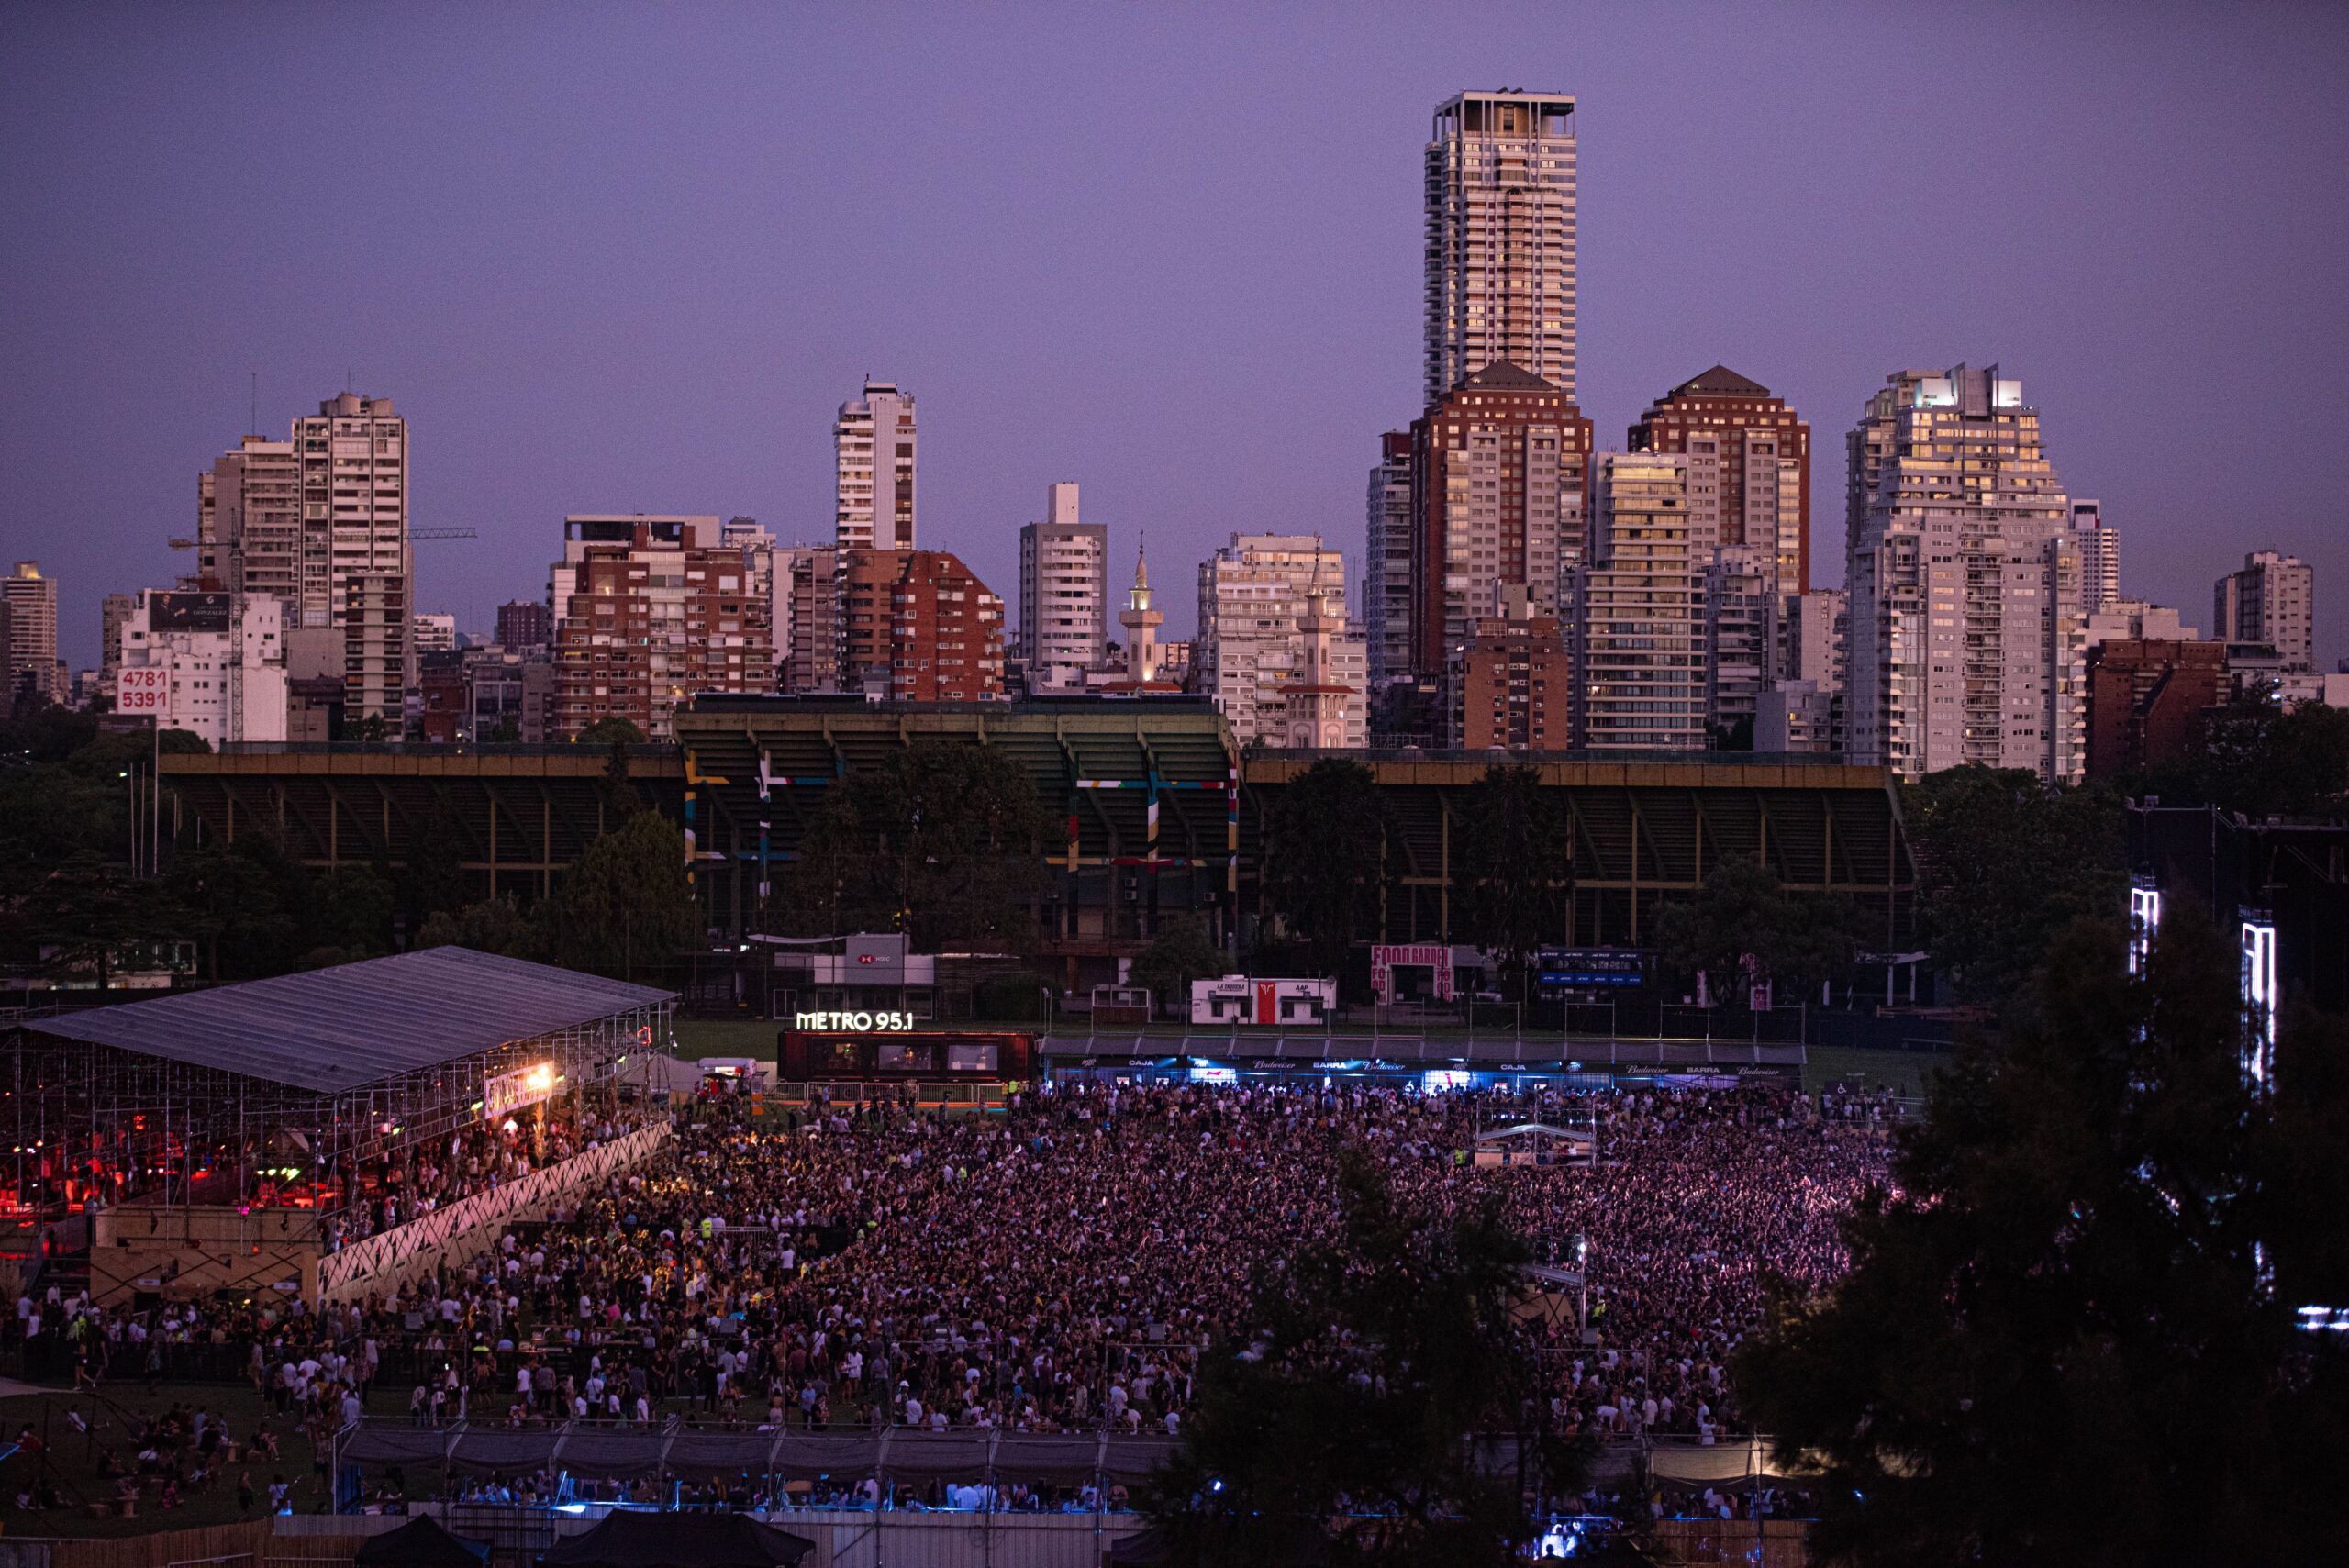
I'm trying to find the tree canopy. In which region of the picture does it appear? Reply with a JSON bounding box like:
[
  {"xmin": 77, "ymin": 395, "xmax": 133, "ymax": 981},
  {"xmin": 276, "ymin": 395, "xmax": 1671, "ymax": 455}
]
[
  {"xmin": 775, "ymin": 740, "xmax": 1052, "ymax": 952},
  {"xmin": 1901, "ymin": 766, "xmax": 2126, "ymax": 1009},
  {"xmin": 1261, "ymin": 759, "xmax": 1389, "ymax": 976},
  {"xmin": 1146, "ymin": 1154, "xmax": 1581, "ymax": 1566},
  {"xmin": 538, "ymin": 810, "xmax": 696, "ymax": 980},
  {"xmin": 1647, "ymin": 857, "xmax": 1867, "ymax": 1006},
  {"xmin": 2129, "ymin": 694, "xmax": 2349, "ymax": 820},
  {"xmin": 1736, "ymin": 906, "xmax": 2349, "ymax": 1564},
  {"xmin": 1451, "ymin": 765, "xmax": 1571, "ymax": 995}
]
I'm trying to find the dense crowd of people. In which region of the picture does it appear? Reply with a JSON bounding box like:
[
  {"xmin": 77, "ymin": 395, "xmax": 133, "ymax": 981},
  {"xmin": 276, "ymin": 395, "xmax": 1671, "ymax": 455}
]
[{"xmin": 5, "ymin": 1070, "xmax": 1902, "ymax": 1524}]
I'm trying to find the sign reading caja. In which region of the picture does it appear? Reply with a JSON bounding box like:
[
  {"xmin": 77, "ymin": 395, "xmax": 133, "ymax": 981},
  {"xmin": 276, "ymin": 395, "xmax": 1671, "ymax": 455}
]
[{"xmin": 794, "ymin": 1010, "xmax": 916, "ymax": 1032}]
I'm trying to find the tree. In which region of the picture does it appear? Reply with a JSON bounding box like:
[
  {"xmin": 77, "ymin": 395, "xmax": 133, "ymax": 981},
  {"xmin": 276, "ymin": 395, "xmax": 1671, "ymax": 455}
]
[
  {"xmin": 481, "ymin": 715, "xmax": 522, "ymax": 744},
  {"xmin": 540, "ymin": 810, "xmax": 696, "ymax": 980},
  {"xmin": 1902, "ymin": 766, "xmax": 2125, "ymax": 1009},
  {"xmin": 777, "ymin": 741, "xmax": 1052, "ymax": 951},
  {"xmin": 395, "ymin": 802, "xmax": 473, "ymax": 938},
  {"xmin": 161, "ymin": 838, "xmax": 319, "ymax": 982},
  {"xmin": 12, "ymin": 853, "xmax": 183, "ymax": 989},
  {"xmin": 314, "ymin": 866, "xmax": 395, "ymax": 958},
  {"xmin": 1736, "ymin": 907, "xmax": 2349, "ymax": 1565},
  {"xmin": 1131, "ymin": 915, "xmax": 1227, "ymax": 1017},
  {"xmin": 1648, "ymin": 857, "xmax": 1865, "ymax": 1005},
  {"xmin": 2131, "ymin": 694, "xmax": 2349, "ymax": 820},
  {"xmin": 415, "ymin": 895, "xmax": 543, "ymax": 960},
  {"xmin": 1146, "ymin": 1154, "xmax": 1581, "ymax": 1566},
  {"xmin": 1453, "ymin": 765, "xmax": 1570, "ymax": 997},
  {"xmin": 574, "ymin": 717, "xmax": 647, "ymax": 747},
  {"xmin": 1262, "ymin": 759, "xmax": 1388, "ymax": 976}
]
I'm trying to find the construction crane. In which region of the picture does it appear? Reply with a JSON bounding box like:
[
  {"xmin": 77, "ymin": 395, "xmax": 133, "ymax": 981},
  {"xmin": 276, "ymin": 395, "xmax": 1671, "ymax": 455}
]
[{"xmin": 170, "ymin": 526, "xmax": 477, "ymax": 549}]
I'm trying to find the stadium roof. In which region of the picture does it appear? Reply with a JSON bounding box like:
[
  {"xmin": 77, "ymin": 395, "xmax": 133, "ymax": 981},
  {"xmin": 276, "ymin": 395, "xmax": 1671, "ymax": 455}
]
[{"xmin": 23, "ymin": 948, "xmax": 674, "ymax": 1095}]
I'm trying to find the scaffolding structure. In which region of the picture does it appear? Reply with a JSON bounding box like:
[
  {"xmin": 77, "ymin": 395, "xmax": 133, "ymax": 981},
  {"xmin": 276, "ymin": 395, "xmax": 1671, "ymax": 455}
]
[{"xmin": 2, "ymin": 949, "xmax": 674, "ymax": 1254}]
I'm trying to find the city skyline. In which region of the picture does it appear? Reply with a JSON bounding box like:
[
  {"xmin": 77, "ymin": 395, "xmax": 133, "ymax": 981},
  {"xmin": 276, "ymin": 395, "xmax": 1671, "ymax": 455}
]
[{"xmin": 3, "ymin": 5, "xmax": 2345, "ymax": 672}]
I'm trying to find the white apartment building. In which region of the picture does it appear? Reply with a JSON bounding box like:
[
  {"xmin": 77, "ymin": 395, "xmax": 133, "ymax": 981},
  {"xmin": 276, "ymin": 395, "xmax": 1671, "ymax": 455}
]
[
  {"xmin": 1571, "ymin": 454, "xmax": 1707, "ymax": 751},
  {"xmin": 1197, "ymin": 534, "xmax": 1365, "ymax": 748},
  {"xmin": 196, "ymin": 436, "xmax": 304, "ymax": 609},
  {"xmin": 114, "ymin": 590, "xmax": 287, "ymax": 747},
  {"xmin": 1425, "ymin": 91, "xmax": 1578, "ymax": 404},
  {"xmin": 1018, "ymin": 484, "xmax": 1108, "ymax": 693},
  {"xmin": 720, "ymin": 516, "xmax": 796, "ymax": 688},
  {"xmin": 1362, "ymin": 431, "xmax": 1415, "ymax": 691},
  {"xmin": 301, "ymin": 395, "xmax": 408, "ymax": 628},
  {"xmin": 2, "ymin": 562, "xmax": 62, "ymax": 706},
  {"xmin": 2085, "ymin": 600, "xmax": 2198, "ymax": 649},
  {"xmin": 2213, "ymin": 550, "xmax": 2315, "ymax": 672},
  {"xmin": 412, "ymin": 613, "xmax": 457, "ymax": 655},
  {"xmin": 1845, "ymin": 365, "xmax": 2085, "ymax": 783},
  {"xmin": 2069, "ymin": 499, "xmax": 2121, "ymax": 617},
  {"xmin": 834, "ymin": 381, "xmax": 917, "ymax": 550}
]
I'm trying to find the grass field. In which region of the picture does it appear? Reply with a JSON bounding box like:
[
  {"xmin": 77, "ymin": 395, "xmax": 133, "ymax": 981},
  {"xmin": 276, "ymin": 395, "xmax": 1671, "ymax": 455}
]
[
  {"xmin": 0, "ymin": 1380, "xmax": 353, "ymax": 1536},
  {"xmin": 669, "ymin": 1018, "xmax": 780, "ymax": 1061}
]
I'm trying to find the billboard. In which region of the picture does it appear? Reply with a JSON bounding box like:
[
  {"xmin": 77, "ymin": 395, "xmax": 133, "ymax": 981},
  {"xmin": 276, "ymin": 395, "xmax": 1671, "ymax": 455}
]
[
  {"xmin": 114, "ymin": 665, "xmax": 171, "ymax": 715},
  {"xmin": 1189, "ymin": 975, "xmax": 1336, "ymax": 1027},
  {"xmin": 1370, "ymin": 943, "xmax": 1453, "ymax": 1005}
]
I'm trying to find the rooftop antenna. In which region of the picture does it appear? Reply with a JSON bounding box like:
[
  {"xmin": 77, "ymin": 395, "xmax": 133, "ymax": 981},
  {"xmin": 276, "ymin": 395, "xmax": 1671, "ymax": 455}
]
[{"xmin": 249, "ymin": 371, "xmax": 258, "ymax": 437}]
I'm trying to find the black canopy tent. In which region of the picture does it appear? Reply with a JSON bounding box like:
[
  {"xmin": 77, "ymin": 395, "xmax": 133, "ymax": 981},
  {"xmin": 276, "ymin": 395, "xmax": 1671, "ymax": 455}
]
[
  {"xmin": 352, "ymin": 1515, "xmax": 490, "ymax": 1568},
  {"xmin": 540, "ymin": 1512, "xmax": 814, "ymax": 1568}
]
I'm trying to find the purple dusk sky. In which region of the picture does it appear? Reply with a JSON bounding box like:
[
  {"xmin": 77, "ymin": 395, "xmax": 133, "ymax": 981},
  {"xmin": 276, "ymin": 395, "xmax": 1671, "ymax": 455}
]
[{"xmin": 3, "ymin": 2, "xmax": 2344, "ymax": 670}]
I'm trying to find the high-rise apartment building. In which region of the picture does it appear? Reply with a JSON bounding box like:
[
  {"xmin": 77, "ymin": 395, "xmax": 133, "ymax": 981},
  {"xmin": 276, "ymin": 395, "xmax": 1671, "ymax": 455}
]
[
  {"xmin": 2069, "ymin": 499, "xmax": 2121, "ymax": 617},
  {"xmin": 783, "ymin": 548, "xmax": 845, "ymax": 694},
  {"xmin": 301, "ymin": 395, "xmax": 408, "ymax": 626},
  {"xmin": 113, "ymin": 590, "xmax": 288, "ymax": 747},
  {"xmin": 1363, "ymin": 431, "xmax": 1416, "ymax": 693},
  {"xmin": 1757, "ymin": 590, "xmax": 1848, "ymax": 756},
  {"xmin": 1448, "ymin": 585, "xmax": 1569, "ymax": 751},
  {"xmin": 342, "ymin": 573, "xmax": 410, "ymax": 725},
  {"xmin": 549, "ymin": 516, "xmax": 775, "ymax": 739},
  {"xmin": 1845, "ymin": 365, "xmax": 2085, "ymax": 783},
  {"xmin": 495, "ymin": 599, "xmax": 552, "ymax": 652},
  {"xmin": 1703, "ymin": 548, "xmax": 1775, "ymax": 743},
  {"xmin": 1408, "ymin": 363, "xmax": 1593, "ymax": 680},
  {"xmin": 834, "ymin": 381, "xmax": 917, "ymax": 550},
  {"xmin": 1197, "ymin": 534, "xmax": 1365, "ymax": 747},
  {"xmin": 1425, "ymin": 91, "xmax": 1577, "ymax": 405},
  {"xmin": 1018, "ymin": 484, "xmax": 1108, "ymax": 693},
  {"xmin": 412, "ymin": 613, "xmax": 458, "ymax": 655},
  {"xmin": 98, "ymin": 593, "xmax": 134, "ymax": 704},
  {"xmin": 2212, "ymin": 550, "xmax": 2315, "ymax": 673},
  {"xmin": 196, "ymin": 435, "xmax": 303, "ymax": 606},
  {"xmin": 1569, "ymin": 454, "xmax": 1707, "ymax": 751},
  {"xmin": 2, "ymin": 562, "xmax": 61, "ymax": 706},
  {"xmin": 195, "ymin": 393, "xmax": 407, "ymax": 639},
  {"xmin": 1628, "ymin": 367, "xmax": 1811, "ymax": 593}
]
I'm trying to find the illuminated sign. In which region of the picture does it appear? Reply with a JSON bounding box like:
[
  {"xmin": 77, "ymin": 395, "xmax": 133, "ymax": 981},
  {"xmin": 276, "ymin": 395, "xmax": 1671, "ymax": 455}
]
[
  {"xmin": 483, "ymin": 1061, "xmax": 558, "ymax": 1122},
  {"xmin": 2128, "ymin": 883, "xmax": 2162, "ymax": 976},
  {"xmin": 2240, "ymin": 915, "xmax": 2277, "ymax": 1092},
  {"xmin": 794, "ymin": 1010, "xmax": 916, "ymax": 1032}
]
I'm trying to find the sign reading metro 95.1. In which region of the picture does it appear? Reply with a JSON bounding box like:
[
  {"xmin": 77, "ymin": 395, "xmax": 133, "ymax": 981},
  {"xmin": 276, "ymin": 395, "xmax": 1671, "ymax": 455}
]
[{"xmin": 793, "ymin": 1010, "xmax": 916, "ymax": 1032}]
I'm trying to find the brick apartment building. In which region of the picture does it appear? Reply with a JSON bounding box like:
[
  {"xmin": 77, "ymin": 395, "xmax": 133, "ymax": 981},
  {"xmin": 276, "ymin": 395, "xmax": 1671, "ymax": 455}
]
[
  {"xmin": 550, "ymin": 515, "xmax": 774, "ymax": 740},
  {"xmin": 2085, "ymin": 639, "xmax": 2226, "ymax": 780}
]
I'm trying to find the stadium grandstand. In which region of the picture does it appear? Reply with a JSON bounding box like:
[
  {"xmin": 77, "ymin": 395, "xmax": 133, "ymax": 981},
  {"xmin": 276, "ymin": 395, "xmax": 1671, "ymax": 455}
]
[{"xmin": 3, "ymin": 947, "xmax": 674, "ymax": 1304}]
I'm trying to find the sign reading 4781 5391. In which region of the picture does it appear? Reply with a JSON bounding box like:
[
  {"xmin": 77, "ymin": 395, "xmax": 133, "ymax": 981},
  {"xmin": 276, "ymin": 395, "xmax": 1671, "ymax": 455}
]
[{"xmin": 115, "ymin": 666, "xmax": 170, "ymax": 715}]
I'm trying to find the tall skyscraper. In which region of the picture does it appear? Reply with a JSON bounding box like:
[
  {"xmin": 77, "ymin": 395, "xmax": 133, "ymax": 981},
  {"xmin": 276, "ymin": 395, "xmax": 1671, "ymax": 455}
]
[
  {"xmin": 2213, "ymin": 550, "xmax": 2315, "ymax": 673},
  {"xmin": 2, "ymin": 562, "xmax": 61, "ymax": 707},
  {"xmin": 1845, "ymin": 364, "xmax": 2084, "ymax": 783},
  {"xmin": 1425, "ymin": 91, "xmax": 1578, "ymax": 405},
  {"xmin": 833, "ymin": 381, "xmax": 917, "ymax": 550},
  {"xmin": 1408, "ymin": 363, "xmax": 1592, "ymax": 681},
  {"xmin": 98, "ymin": 592, "xmax": 134, "ymax": 703},
  {"xmin": 2068, "ymin": 499, "xmax": 2121, "ymax": 617},
  {"xmin": 1018, "ymin": 483, "xmax": 1108, "ymax": 693},
  {"xmin": 1197, "ymin": 534, "xmax": 1364, "ymax": 747},
  {"xmin": 1570, "ymin": 455, "xmax": 1707, "ymax": 751},
  {"xmin": 1628, "ymin": 366, "xmax": 1812, "ymax": 593}
]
